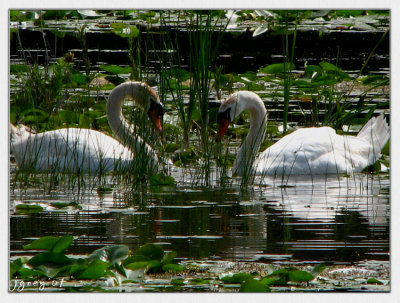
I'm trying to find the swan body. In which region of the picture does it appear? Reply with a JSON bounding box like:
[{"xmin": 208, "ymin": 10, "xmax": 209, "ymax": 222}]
[
  {"xmin": 217, "ymin": 91, "xmax": 389, "ymax": 176},
  {"xmin": 10, "ymin": 81, "xmax": 164, "ymax": 174}
]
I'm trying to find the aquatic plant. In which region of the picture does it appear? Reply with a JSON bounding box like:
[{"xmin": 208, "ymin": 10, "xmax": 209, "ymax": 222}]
[{"xmin": 10, "ymin": 235, "xmax": 183, "ymax": 289}]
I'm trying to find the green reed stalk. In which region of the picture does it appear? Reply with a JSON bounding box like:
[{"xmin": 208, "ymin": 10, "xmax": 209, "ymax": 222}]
[
  {"xmin": 186, "ymin": 11, "xmax": 228, "ymax": 186},
  {"xmin": 282, "ymin": 12, "xmax": 297, "ymax": 133}
]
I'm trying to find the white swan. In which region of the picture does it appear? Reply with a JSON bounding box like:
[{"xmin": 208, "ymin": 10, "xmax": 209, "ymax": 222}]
[
  {"xmin": 10, "ymin": 81, "xmax": 164, "ymax": 174},
  {"xmin": 217, "ymin": 91, "xmax": 390, "ymax": 176}
]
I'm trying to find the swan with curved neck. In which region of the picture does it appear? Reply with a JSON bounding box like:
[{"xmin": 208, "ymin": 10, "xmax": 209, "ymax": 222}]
[
  {"xmin": 217, "ymin": 91, "xmax": 389, "ymax": 176},
  {"xmin": 10, "ymin": 81, "xmax": 164, "ymax": 174}
]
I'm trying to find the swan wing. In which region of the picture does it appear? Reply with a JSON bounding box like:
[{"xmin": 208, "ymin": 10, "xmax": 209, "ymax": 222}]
[
  {"xmin": 11, "ymin": 128, "xmax": 134, "ymax": 173},
  {"xmin": 254, "ymin": 127, "xmax": 371, "ymax": 175}
]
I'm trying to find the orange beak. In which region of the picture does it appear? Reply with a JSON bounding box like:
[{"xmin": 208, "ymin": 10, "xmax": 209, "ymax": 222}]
[
  {"xmin": 217, "ymin": 118, "xmax": 230, "ymax": 141},
  {"xmin": 148, "ymin": 109, "xmax": 163, "ymax": 133}
]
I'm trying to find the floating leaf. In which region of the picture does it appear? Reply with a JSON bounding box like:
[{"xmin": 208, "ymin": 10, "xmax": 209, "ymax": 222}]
[
  {"xmin": 171, "ymin": 278, "xmax": 185, "ymax": 285},
  {"xmin": 149, "ymin": 174, "xmax": 176, "ymax": 186},
  {"xmin": 319, "ymin": 61, "xmax": 341, "ymax": 72},
  {"xmin": 189, "ymin": 278, "xmax": 210, "ymax": 285},
  {"xmin": 107, "ymin": 245, "xmax": 130, "ymax": 265},
  {"xmin": 261, "ymin": 276, "xmax": 287, "ymax": 286},
  {"xmin": 125, "ymin": 261, "xmax": 149, "ymax": 271},
  {"xmin": 239, "ymin": 278, "xmax": 271, "ymax": 292},
  {"xmin": 367, "ymin": 278, "xmax": 384, "ymax": 285},
  {"xmin": 134, "ymin": 243, "xmax": 164, "ymax": 260},
  {"xmin": 163, "ymin": 68, "xmax": 191, "ymax": 81},
  {"xmin": 312, "ymin": 263, "xmax": 327, "ymax": 276},
  {"xmin": 253, "ymin": 24, "xmax": 269, "ymax": 37},
  {"xmin": 288, "ymin": 270, "xmax": 314, "ymax": 282},
  {"xmin": 162, "ymin": 263, "xmax": 184, "ymax": 273},
  {"xmin": 259, "ymin": 62, "xmax": 295, "ymax": 74},
  {"xmin": 16, "ymin": 204, "xmax": 43, "ymax": 214},
  {"xmin": 161, "ymin": 251, "xmax": 178, "ymax": 264},
  {"xmin": 70, "ymin": 70, "xmax": 87, "ymax": 85},
  {"xmin": 122, "ymin": 254, "xmax": 151, "ymax": 266},
  {"xmin": 75, "ymin": 259, "xmax": 110, "ymax": 280},
  {"xmin": 221, "ymin": 272, "xmax": 253, "ymax": 283},
  {"xmin": 100, "ymin": 65, "xmax": 132, "ymax": 75},
  {"xmin": 23, "ymin": 236, "xmax": 59, "ymax": 251},
  {"xmin": 10, "ymin": 260, "xmax": 21, "ymax": 277},
  {"xmin": 111, "ymin": 23, "xmax": 140, "ymax": 38},
  {"xmin": 14, "ymin": 266, "xmax": 44, "ymax": 279},
  {"xmin": 51, "ymin": 235, "xmax": 74, "ymax": 253},
  {"xmin": 28, "ymin": 252, "xmax": 71, "ymax": 267}
]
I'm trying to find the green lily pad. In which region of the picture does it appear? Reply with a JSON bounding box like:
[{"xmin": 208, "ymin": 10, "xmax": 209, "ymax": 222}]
[{"xmin": 239, "ymin": 278, "xmax": 271, "ymax": 292}]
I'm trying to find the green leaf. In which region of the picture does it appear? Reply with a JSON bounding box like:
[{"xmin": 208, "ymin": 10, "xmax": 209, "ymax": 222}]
[
  {"xmin": 361, "ymin": 75, "xmax": 388, "ymax": 85},
  {"xmin": 111, "ymin": 23, "xmax": 140, "ymax": 38},
  {"xmin": 23, "ymin": 236, "xmax": 59, "ymax": 251},
  {"xmin": 221, "ymin": 272, "xmax": 253, "ymax": 283},
  {"xmin": 122, "ymin": 254, "xmax": 151, "ymax": 266},
  {"xmin": 16, "ymin": 204, "xmax": 44, "ymax": 214},
  {"xmin": 87, "ymin": 245, "xmax": 128, "ymax": 265},
  {"xmin": 125, "ymin": 261, "xmax": 149, "ymax": 270},
  {"xmin": 149, "ymin": 174, "xmax": 176, "ymax": 186},
  {"xmin": 88, "ymin": 247, "xmax": 108, "ymax": 263},
  {"xmin": 15, "ymin": 266, "xmax": 45, "ymax": 279},
  {"xmin": 107, "ymin": 245, "xmax": 130, "ymax": 265},
  {"xmin": 319, "ymin": 61, "xmax": 341, "ymax": 72},
  {"xmin": 367, "ymin": 278, "xmax": 384, "ymax": 285},
  {"xmin": 134, "ymin": 243, "xmax": 165, "ymax": 260},
  {"xmin": 28, "ymin": 252, "xmax": 71, "ymax": 267},
  {"xmin": 189, "ymin": 278, "xmax": 210, "ymax": 285},
  {"xmin": 51, "ymin": 235, "xmax": 74, "ymax": 253},
  {"xmin": 100, "ymin": 65, "xmax": 132, "ymax": 75},
  {"xmin": 239, "ymin": 278, "xmax": 271, "ymax": 292},
  {"xmin": 70, "ymin": 71, "xmax": 87, "ymax": 85},
  {"xmin": 161, "ymin": 251, "xmax": 178, "ymax": 264},
  {"xmin": 312, "ymin": 263, "xmax": 326, "ymax": 276},
  {"xmin": 259, "ymin": 62, "xmax": 295, "ymax": 74},
  {"xmin": 261, "ymin": 276, "xmax": 287, "ymax": 286},
  {"xmin": 68, "ymin": 263, "xmax": 88, "ymax": 277},
  {"xmin": 162, "ymin": 263, "xmax": 184, "ymax": 273},
  {"xmin": 288, "ymin": 270, "xmax": 314, "ymax": 282},
  {"xmin": 10, "ymin": 260, "xmax": 21, "ymax": 277},
  {"xmin": 75, "ymin": 259, "xmax": 110, "ymax": 280},
  {"xmin": 162, "ymin": 68, "xmax": 191, "ymax": 82},
  {"xmin": 10, "ymin": 64, "xmax": 28, "ymax": 73},
  {"xmin": 147, "ymin": 260, "xmax": 162, "ymax": 271},
  {"xmin": 171, "ymin": 278, "xmax": 185, "ymax": 285}
]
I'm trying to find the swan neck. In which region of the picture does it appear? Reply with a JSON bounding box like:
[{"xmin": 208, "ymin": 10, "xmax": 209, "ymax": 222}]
[
  {"xmin": 106, "ymin": 82, "xmax": 158, "ymax": 167},
  {"xmin": 234, "ymin": 93, "xmax": 267, "ymax": 176}
]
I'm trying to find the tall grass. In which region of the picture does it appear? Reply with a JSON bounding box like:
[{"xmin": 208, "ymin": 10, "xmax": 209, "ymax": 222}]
[{"xmin": 157, "ymin": 10, "xmax": 229, "ymax": 186}]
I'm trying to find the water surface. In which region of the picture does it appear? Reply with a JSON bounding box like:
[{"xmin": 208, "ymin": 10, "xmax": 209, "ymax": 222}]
[{"xmin": 10, "ymin": 168, "xmax": 390, "ymax": 265}]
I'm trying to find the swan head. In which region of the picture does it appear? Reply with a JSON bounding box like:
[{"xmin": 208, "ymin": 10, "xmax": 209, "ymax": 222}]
[
  {"xmin": 147, "ymin": 95, "xmax": 164, "ymax": 133},
  {"xmin": 216, "ymin": 92, "xmax": 239, "ymax": 140},
  {"xmin": 136, "ymin": 83, "xmax": 164, "ymax": 133},
  {"xmin": 217, "ymin": 91, "xmax": 266, "ymax": 140}
]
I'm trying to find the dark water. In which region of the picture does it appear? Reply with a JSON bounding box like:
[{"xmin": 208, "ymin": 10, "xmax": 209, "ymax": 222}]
[{"xmin": 10, "ymin": 169, "xmax": 390, "ymax": 264}]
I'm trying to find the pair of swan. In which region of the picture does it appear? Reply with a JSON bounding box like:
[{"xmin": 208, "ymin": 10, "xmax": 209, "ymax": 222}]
[
  {"xmin": 217, "ymin": 91, "xmax": 389, "ymax": 176},
  {"xmin": 11, "ymin": 82, "xmax": 389, "ymax": 177},
  {"xmin": 10, "ymin": 81, "xmax": 164, "ymax": 174}
]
